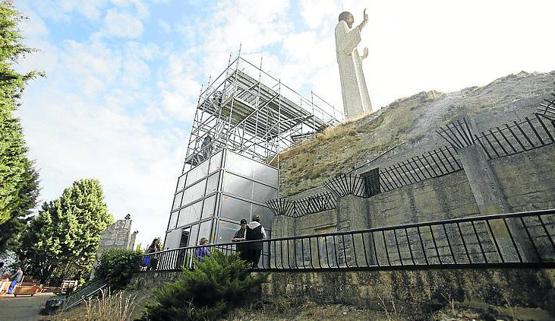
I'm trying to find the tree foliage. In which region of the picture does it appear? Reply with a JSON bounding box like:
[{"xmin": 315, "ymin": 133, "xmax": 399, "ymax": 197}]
[
  {"xmin": 144, "ymin": 251, "xmax": 266, "ymax": 321},
  {"xmin": 0, "ymin": 0, "xmax": 41, "ymax": 250},
  {"xmin": 95, "ymin": 248, "xmax": 142, "ymax": 290},
  {"xmin": 18, "ymin": 179, "xmax": 113, "ymax": 283}
]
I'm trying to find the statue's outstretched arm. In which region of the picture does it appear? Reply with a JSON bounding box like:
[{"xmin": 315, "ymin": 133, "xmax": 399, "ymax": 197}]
[{"xmin": 358, "ymin": 8, "xmax": 369, "ymax": 31}]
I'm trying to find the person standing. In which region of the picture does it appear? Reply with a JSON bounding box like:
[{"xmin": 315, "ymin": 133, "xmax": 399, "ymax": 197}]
[
  {"xmin": 146, "ymin": 238, "xmax": 162, "ymax": 271},
  {"xmin": 7, "ymin": 267, "xmax": 23, "ymax": 294},
  {"xmin": 245, "ymin": 216, "xmax": 266, "ymax": 268},
  {"xmin": 194, "ymin": 238, "xmax": 210, "ymax": 260},
  {"xmin": 232, "ymin": 219, "xmax": 248, "ymax": 261}
]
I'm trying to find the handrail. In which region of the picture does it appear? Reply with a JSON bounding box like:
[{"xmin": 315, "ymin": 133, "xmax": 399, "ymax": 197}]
[
  {"xmin": 62, "ymin": 281, "xmax": 108, "ymax": 310},
  {"xmin": 145, "ymin": 209, "xmax": 555, "ymax": 272}
]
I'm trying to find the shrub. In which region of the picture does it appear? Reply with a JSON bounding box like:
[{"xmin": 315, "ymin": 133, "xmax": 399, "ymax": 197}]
[
  {"xmin": 95, "ymin": 249, "xmax": 142, "ymax": 290},
  {"xmin": 143, "ymin": 251, "xmax": 266, "ymax": 321}
]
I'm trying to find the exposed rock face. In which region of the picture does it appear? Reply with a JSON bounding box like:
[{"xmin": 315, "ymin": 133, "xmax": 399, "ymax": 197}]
[{"xmin": 277, "ymin": 71, "xmax": 555, "ymax": 197}]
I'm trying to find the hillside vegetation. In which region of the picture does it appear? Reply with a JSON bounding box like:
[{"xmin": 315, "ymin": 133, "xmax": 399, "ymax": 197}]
[{"xmin": 276, "ymin": 71, "xmax": 555, "ymax": 196}]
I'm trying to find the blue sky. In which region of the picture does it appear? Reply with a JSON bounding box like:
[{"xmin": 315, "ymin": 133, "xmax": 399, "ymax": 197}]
[{"xmin": 14, "ymin": 0, "xmax": 555, "ymax": 248}]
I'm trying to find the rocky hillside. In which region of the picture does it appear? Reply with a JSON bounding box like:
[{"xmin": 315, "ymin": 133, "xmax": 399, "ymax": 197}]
[{"xmin": 275, "ymin": 71, "xmax": 555, "ymax": 197}]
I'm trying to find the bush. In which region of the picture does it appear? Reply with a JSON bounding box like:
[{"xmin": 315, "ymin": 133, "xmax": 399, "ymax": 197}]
[
  {"xmin": 143, "ymin": 251, "xmax": 266, "ymax": 321},
  {"xmin": 95, "ymin": 249, "xmax": 142, "ymax": 290}
]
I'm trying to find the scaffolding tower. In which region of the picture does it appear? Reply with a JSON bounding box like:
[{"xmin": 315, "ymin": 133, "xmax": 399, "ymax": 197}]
[
  {"xmin": 164, "ymin": 53, "xmax": 342, "ymax": 250},
  {"xmin": 183, "ymin": 53, "xmax": 343, "ymax": 171}
]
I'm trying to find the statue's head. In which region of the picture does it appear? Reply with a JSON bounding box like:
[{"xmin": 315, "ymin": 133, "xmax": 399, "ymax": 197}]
[{"xmin": 338, "ymin": 11, "xmax": 354, "ymax": 28}]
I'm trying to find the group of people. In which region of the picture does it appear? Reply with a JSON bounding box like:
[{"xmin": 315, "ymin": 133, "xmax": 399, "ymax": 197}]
[
  {"xmin": 231, "ymin": 216, "xmax": 266, "ymax": 268},
  {"xmin": 192, "ymin": 215, "xmax": 267, "ymax": 268},
  {"xmin": 189, "ymin": 215, "xmax": 266, "ymax": 268},
  {"xmin": 142, "ymin": 215, "xmax": 267, "ymax": 271},
  {"xmin": 0, "ymin": 266, "xmax": 24, "ymax": 295}
]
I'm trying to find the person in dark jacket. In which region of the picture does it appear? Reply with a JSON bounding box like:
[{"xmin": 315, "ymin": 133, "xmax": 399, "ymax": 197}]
[
  {"xmin": 146, "ymin": 238, "xmax": 162, "ymax": 271},
  {"xmin": 245, "ymin": 216, "xmax": 266, "ymax": 268},
  {"xmin": 232, "ymin": 219, "xmax": 249, "ymax": 261}
]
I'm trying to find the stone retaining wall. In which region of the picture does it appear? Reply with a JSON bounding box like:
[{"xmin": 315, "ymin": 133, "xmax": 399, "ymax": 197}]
[{"xmin": 262, "ymin": 268, "xmax": 555, "ymax": 319}]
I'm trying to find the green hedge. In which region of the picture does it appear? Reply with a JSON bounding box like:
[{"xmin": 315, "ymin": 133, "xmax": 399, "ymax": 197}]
[{"xmin": 95, "ymin": 248, "xmax": 142, "ymax": 290}]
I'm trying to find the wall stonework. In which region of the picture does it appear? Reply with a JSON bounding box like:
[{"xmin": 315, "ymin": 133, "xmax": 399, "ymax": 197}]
[
  {"xmin": 262, "ymin": 269, "xmax": 555, "ymax": 318},
  {"xmin": 368, "ymin": 171, "xmax": 481, "ymax": 228},
  {"xmin": 491, "ymin": 145, "xmax": 555, "ymax": 212},
  {"xmin": 128, "ymin": 271, "xmax": 181, "ymax": 289},
  {"xmin": 98, "ymin": 217, "xmax": 135, "ymax": 254}
]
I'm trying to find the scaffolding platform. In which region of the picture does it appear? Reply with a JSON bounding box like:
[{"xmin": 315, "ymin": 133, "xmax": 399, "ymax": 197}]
[{"xmin": 184, "ymin": 54, "xmax": 343, "ymax": 168}]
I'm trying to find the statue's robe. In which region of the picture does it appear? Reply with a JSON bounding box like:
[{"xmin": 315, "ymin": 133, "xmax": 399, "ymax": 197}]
[{"xmin": 335, "ymin": 20, "xmax": 372, "ymax": 119}]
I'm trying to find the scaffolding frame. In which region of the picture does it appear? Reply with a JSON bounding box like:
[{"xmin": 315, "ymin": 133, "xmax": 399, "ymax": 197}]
[{"xmin": 182, "ymin": 53, "xmax": 343, "ymax": 173}]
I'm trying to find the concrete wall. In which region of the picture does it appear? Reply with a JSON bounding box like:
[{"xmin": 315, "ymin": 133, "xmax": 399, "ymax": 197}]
[
  {"xmin": 368, "ymin": 171, "xmax": 480, "ymax": 228},
  {"xmin": 491, "ymin": 145, "xmax": 555, "ymax": 212}
]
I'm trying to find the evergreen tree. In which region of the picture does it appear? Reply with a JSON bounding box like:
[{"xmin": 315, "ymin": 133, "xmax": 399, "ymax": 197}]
[
  {"xmin": 0, "ymin": 0, "xmax": 42, "ymax": 248},
  {"xmin": 145, "ymin": 251, "xmax": 266, "ymax": 321},
  {"xmin": 19, "ymin": 179, "xmax": 113, "ymax": 283}
]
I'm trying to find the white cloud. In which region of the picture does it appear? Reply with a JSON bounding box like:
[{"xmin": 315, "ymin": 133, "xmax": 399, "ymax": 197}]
[
  {"xmin": 62, "ymin": 39, "xmax": 122, "ymax": 95},
  {"xmin": 111, "ymin": 0, "xmax": 150, "ymax": 19},
  {"xmin": 18, "ymin": 88, "xmax": 184, "ymax": 248},
  {"xmin": 102, "ymin": 9, "xmax": 144, "ymax": 38},
  {"xmin": 22, "ymin": 0, "xmax": 109, "ymax": 21}
]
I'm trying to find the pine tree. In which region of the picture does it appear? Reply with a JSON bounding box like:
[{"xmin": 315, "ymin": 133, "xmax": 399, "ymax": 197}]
[
  {"xmin": 0, "ymin": 0, "xmax": 41, "ymax": 248},
  {"xmin": 19, "ymin": 179, "xmax": 113, "ymax": 283}
]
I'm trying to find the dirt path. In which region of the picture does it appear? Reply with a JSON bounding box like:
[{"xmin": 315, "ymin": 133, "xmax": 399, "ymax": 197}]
[{"xmin": 0, "ymin": 293, "xmax": 54, "ymax": 321}]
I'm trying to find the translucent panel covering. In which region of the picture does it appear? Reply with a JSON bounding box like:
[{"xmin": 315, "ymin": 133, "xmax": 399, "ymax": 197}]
[
  {"xmin": 166, "ymin": 146, "xmax": 280, "ymax": 250},
  {"xmin": 186, "ymin": 158, "xmax": 209, "ymax": 186},
  {"xmin": 206, "ymin": 172, "xmax": 220, "ymax": 194},
  {"xmin": 177, "ymin": 173, "xmax": 187, "ymax": 192},
  {"xmin": 164, "ymin": 228, "xmax": 182, "ymax": 250},
  {"xmin": 188, "ymin": 224, "xmax": 199, "ymax": 247},
  {"xmin": 172, "ymin": 191, "xmax": 183, "ymax": 211},
  {"xmin": 216, "ymin": 220, "xmax": 240, "ymax": 244},
  {"xmin": 181, "ymin": 179, "xmax": 206, "ymax": 206},
  {"xmin": 177, "ymin": 200, "xmax": 203, "ymax": 227},
  {"xmin": 251, "ymin": 204, "xmax": 274, "ymax": 229},
  {"xmin": 220, "ymin": 195, "xmax": 252, "ymax": 221},
  {"xmin": 223, "ymin": 172, "xmax": 253, "ymax": 200},
  {"xmin": 225, "ymin": 151, "xmax": 253, "ymax": 178},
  {"xmin": 202, "ymin": 195, "xmax": 216, "ymax": 219},
  {"xmin": 252, "ymin": 182, "xmax": 277, "ymax": 203},
  {"xmin": 168, "ymin": 211, "xmax": 178, "ymax": 230},
  {"xmin": 252, "ymin": 161, "xmax": 278, "ymax": 185},
  {"xmin": 209, "ymin": 151, "xmax": 223, "ymax": 173},
  {"xmin": 198, "ymin": 220, "xmax": 213, "ymax": 243}
]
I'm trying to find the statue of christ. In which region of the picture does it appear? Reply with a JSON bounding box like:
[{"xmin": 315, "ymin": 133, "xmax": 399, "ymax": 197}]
[{"xmin": 335, "ymin": 9, "xmax": 373, "ymax": 119}]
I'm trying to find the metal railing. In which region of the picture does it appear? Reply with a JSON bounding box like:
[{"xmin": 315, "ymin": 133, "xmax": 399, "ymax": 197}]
[
  {"xmin": 144, "ymin": 209, "xmax": 554, "ymax": 272},
  {"xmin": 62, "ymin": 280, "xmax": 107, "ymax": 310}
]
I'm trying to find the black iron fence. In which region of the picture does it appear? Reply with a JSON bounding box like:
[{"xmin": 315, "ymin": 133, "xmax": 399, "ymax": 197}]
[
  {"xmin": 378, "ymin": 146, "xmax": 462, "ymax": 192},
  {"xmin": 268, "ymin": 191, "xmax": 337, "ymax": 218},
  {"xmin": 474, "ymin": 114, "xmax": 555, "ymax": 159},
  {"xmin": 538, "ymin": 93, "xmax": 555, "ymax": 120},
  {"xmin": 144, "ymin": 209, "xmax": 554, "ymax": 272}
]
